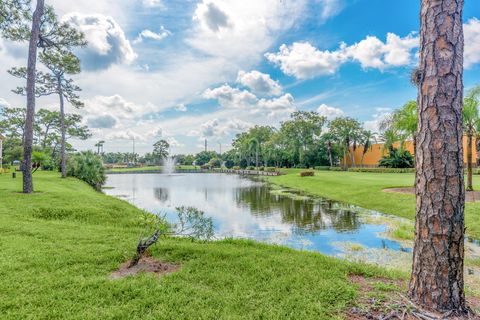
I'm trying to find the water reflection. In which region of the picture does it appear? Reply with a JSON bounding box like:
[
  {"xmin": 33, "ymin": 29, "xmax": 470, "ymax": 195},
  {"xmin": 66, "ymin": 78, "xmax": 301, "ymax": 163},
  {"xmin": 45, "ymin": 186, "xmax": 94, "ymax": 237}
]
[
  {"xmin": 104, "ymin": 173, "xmax": 407, "ymax": 255},
  {"xmin": 236, "ymin": 187, "xmax": 361, "ymax": 233}
]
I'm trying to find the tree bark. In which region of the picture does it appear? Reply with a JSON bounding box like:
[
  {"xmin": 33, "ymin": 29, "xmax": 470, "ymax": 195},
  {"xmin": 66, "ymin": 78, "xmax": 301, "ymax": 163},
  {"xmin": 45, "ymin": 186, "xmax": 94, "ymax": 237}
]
[
  {"xmin": 57, "ymin": 75, "xmax": 67, "ymax": 178},
  {"xmin": 467, "ymin": 130, "xmax": 473, "ymax": 191},
  {"xmin": 327, "ymin": 143, "xmax": 333, "ymax": 167},
  {"xmin": 22, "ymin": 0, "xmax": 44, "ymax": 193},
  {"xmin": 409, "ymin": 0, "xmax": 466, "ymax": 313}
]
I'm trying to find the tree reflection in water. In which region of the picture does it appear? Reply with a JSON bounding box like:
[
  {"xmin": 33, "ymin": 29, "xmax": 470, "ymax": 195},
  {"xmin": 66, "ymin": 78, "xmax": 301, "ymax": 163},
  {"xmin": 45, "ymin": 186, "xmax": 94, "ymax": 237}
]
[
  {"xmin": 236, "ymin": 186, "xmax": 361, "ymax": 233},
  {"xmin": 153, "ymin": 188, "xmax": 169, "ymax": 203}
]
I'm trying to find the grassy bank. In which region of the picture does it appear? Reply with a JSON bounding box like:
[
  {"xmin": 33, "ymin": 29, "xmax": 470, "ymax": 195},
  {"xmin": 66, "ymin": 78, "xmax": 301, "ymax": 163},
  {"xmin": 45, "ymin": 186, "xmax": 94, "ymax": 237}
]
[
  {"xmin": 0, "ymin": 171, "xmax": 398, "ymax": 319},
  {"xmin": 266, "ymin": 169, "xmax": 480, "ymax": 239}
]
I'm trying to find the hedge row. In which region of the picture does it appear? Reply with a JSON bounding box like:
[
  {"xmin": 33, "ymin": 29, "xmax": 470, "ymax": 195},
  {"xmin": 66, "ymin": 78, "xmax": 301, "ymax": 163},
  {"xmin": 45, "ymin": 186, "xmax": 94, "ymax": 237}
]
[{"xmin": 313, "ymin": 166, "xmax": 415, "ymax": 173}]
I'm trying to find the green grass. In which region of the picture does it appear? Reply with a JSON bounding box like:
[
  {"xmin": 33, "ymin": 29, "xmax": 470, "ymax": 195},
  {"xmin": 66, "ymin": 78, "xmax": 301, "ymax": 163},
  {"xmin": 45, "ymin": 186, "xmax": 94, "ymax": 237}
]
[
  {"xmin": 0, "ymin": 171, "xmax": 399, "ymax": 319},
  {"xmin": 266, "ymin": 169, "xmax": 480, "ymax": 239}
]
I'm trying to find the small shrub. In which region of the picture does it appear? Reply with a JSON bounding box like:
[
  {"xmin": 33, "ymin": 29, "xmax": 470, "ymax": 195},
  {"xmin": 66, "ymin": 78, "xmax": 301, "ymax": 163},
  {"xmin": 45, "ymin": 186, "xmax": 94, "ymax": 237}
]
[
  {"xmin": 207, "ymin": 157, "xmax": 222, "ymax": 168},
  {"xmin": 300, "ymin": 171, "xmax": 315, "ymax": 177},
  {"xmin": 239, "ymin": 159, "xmax": 248, "ymax": 169},
  {"xmin": 247, "ymin": 166, "xmax": 255, "ymax": 170},
  {"xmin": 232, "ymin": 166, "xmax": 240, "ymax": 170},
  {"xmin": 265, "ymin": 167, "xmax": 276, "ymax": 172},
  {"xmin": 329, "ymin": 167, "xmax": 346, "ymax": 171},
  {"xmin": 379, "ymin": 147, "xmax": 414, "ymax": 168},
  {"xmin": 315, "ymin": 166, "xmax": 330, "ymax": 171},
  {"xmin": 224, "ymin": 159, "xmax": 234, "ymax": 169},
  {"xmin": 259, "ymin": 166, "xmax": 265, "ymax": 171},
  {"xmin": 67, "ymin": 151, "xmax": 106, "ymax": 190}
]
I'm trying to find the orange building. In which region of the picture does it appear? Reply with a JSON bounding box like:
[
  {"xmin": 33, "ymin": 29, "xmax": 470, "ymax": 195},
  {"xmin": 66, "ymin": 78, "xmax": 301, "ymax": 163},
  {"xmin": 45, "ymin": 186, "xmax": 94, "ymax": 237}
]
[{"xmin": 344, "ymin": 136, "xmax": 477, "ymax": 167}]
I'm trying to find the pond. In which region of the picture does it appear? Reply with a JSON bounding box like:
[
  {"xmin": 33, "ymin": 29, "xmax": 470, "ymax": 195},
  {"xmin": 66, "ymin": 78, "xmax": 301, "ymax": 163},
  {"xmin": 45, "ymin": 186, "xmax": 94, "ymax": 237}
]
[{"xmin": 104, "ymin": 173, "xmax": 411, "ymax": 258}]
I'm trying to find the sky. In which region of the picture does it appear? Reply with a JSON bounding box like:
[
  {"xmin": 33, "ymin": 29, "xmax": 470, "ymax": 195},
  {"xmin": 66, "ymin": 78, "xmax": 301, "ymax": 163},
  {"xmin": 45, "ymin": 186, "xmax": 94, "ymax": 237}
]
[{"xmin": 0, "ymin": 0, "xmax": 479, "ymax": 155}]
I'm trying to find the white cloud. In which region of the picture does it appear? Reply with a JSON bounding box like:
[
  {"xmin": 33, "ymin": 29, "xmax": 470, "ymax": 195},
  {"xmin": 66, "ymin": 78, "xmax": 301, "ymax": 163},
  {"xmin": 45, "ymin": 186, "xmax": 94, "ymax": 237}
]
[
  {"xmin": 346, "ymin": 32, "xmax": 418, "ymax": 69},
  {"xmin": 87, "ymin": 114, "xmax": 117, "ymax": 128},
  {"xmin": 199, "ymin": 118, "xmax": 253, "ymax": 138},
  {"xmin": 265, "ymin": 42, "xmax": 348, "ymax": 79},
  {"xmin": 174, "ymin": 104, "xmax": 187, "ymax": 112},
  {"xmin": 83, "ymin": 95, "xmax": 156, "ymax": 120},
  {"xmin": 0, "ymin": 98, "xmax": 11, "ymax": 109},
  {"xmin": 236, "ymin": 70, "xmax": 282, "ymax": 96},
  {"xmin": 465, "ymin": 18, "xmax": 480, "ymax": 68},
  {"xmin": 203, "ymin": 84, "xmax": 295, "ymax": 117},
  {"xmin": 267, "ymin": 32, "xmax": 419, "ymax": 79},
  {"xmin": 63, "ymin": 13, "xmax": 137, "ymax": 70},
  {"xmin": 316, "ymin": 104, "xmax": 344, "ymax": 119},
  {"xmin": 134, "ymin": 26, "xmax": 171, "ymax": 44},
  {"xmin": 193, "ymin": 1, "xmax": 233, "ymax": 32}
]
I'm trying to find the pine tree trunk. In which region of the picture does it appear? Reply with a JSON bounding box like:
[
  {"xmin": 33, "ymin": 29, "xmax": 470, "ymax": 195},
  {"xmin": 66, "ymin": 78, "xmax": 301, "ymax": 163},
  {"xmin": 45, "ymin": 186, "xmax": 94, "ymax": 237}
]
[
  {"xmin": 409, "ymin": 0, "xmax": 466, "ymax": 313},
  {"xmin": 22, "ymin": 0, "xmax": 44, "ymax": 193},
  {"xmin": 58, "ymin": 76, "xmax": 67, "ymax": 178},
  {"xmin": 467, "ymin": 131, "xmax": 473, "ymax": 191}
]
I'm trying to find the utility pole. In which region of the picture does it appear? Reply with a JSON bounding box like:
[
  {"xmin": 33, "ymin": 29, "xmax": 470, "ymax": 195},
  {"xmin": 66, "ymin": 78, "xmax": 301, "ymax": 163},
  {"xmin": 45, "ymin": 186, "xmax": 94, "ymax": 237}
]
[
  {"xmin": 218, "ymin": 142, "xmax": 222, "ymax": 155},
  {"xmin": 204, "ymin": 139, "xmax": 207, "ymax": 152}
]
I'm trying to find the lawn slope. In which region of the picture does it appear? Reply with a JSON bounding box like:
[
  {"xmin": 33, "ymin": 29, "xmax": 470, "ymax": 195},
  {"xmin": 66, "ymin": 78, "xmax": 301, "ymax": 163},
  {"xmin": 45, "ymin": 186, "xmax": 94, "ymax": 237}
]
[{"xmin": 0, "ymin": 171, "xmax": 391, "ymax": 320}]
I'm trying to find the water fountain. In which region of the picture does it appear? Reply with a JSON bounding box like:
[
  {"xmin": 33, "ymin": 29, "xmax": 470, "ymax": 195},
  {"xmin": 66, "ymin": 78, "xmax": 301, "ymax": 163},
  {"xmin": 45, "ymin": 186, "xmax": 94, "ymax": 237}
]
[{"xmin": 162, "ymin": 156, "xmax": 176, "ymax": 174}]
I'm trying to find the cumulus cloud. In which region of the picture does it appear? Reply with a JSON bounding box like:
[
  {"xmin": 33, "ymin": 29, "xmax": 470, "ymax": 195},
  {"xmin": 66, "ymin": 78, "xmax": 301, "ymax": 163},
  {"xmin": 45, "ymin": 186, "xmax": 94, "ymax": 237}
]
[
  {"xmin": 83, "ymin": 95, "xmax": 155, "ymax": 120},
  {"xmin": 199, "ymin": 118, "xmax": 252, "ymax": 138},
  {"xmin": 364, "ymin": 107, "xmax": 392, "ymax": 133},
  {"xmin": 265, "ymin": 42, "xmax": 348, "ymax": 79},
  {"xmin": 464, "ymin": 18, "xmax": 480, "ymax": 68},
  {"xmin": 203, "ymin": 84, "xmax": 295, "ymax": 117},
  {"xmin": 236, "ymin": 70, "xmax": 282, "ymax": 96},
  {"xmin": 193, "ymin": 1, "xmax": 232, "ymax": 32},
  {"xmin": 316, "ymin": 104, "xmax": 344, "ymax": 119},
  {"xmin": 134, "ymin": 26, "xmax": 171, "ymax": 44},
  {"xmin": 266, "ymin": 32, "xmax": 419, "ymax": 79},
  {"xmin": 0, "ymin": 98, "xmax": 11, "ymax": 109},
  {"xmin": 87, "ymin": 114, "xmax": 117, "ymax": 128},
  {"xmin": 63, "ymin": 13, "xmax": 137, "ymax": 71}
]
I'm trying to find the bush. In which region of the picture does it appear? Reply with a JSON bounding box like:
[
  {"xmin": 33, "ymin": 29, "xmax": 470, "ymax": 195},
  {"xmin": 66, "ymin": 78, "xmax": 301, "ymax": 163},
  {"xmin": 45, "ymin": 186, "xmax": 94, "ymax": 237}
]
[
  {"xmin": 265, "ymin": 167, "xmax": 276, "ymax": 172},
  {"xmin": 247, "ymin": 166, "xmax": 255, "ymax": 170},
  {"xmin": 300, "ymin": 171, "xmax": 315, "ymax": 177},
  {"xmin": 239, "ymin": 159, "xmax": 248, "ymax": 169},
  {"xmin": 315, "ymin": 166, "xmax": 331, "ymax": 171},
  {"xmin": 67, "ymin": 151, "xmax": 106, "ymax": 191},
  {"xmin": 348, "ymin": 167, "xmax": 415, "ymax": 173},
  {"xmin": 207, "ymin": 157, "xmax": 222, "ymax": 168},
  {"xmin": 259, "ymin": 166, "xmax": 264, "ymax": 171},
  {"xmin": 329, "ymin": 167, "xmax": 346, "ymax": 171},
  {"xmin": 224, "ymin": 160, "xmax": 234, "ymax": 169},
  {"xmin": 379, "ymin": 148, "xmax": 414, "ymax": 168},
  {"xmin": 232, "ymin": 166, "xmax": 240, "ymax": 170}
]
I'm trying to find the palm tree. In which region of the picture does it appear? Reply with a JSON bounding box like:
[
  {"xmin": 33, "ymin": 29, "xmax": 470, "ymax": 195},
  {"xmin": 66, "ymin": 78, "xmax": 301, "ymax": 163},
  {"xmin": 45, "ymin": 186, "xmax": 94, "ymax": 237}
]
[
  {"xmin": 360, "ymin": 130, "xmax": 375, "ymax": 167},
  {"xmin": 463, "ymin": 85, "xmax": 480, "ymax": 191},
  {"xmin": 392, "ymin": 101, "xmax": 418, "ymax": 150},
  {"xmin": 249, "ymin": 137, "xmax": 259, "ymax": 168}
]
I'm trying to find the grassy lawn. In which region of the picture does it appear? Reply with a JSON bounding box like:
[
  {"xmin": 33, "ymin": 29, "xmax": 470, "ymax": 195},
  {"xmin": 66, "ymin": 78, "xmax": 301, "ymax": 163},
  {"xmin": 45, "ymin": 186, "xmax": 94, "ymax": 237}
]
[
  {"xmin": 0, "ymin": 171, "xmax": 398, "ymax": 319},
  {"xmin": 267, "ymin": 169, "xmax": 480, "ymax": 239}
]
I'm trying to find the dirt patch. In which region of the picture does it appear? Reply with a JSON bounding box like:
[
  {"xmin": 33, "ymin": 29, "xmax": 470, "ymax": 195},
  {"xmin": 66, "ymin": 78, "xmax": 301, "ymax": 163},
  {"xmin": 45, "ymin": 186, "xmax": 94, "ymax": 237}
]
[
  {"xmin": 384, "ymin": 187, "xmax": 480, "ymax": 203},
  {"xmin": 346, "ymin": 274, "xmax": 480, "ymax": 319},
  {"xmin": 110, "ymin": 256, "xmax": 180, "ymax": 279}
]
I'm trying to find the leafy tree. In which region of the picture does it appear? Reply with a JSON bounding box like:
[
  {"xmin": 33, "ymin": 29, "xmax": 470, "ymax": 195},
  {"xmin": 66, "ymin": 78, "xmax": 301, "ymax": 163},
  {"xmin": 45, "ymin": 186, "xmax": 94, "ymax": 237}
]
[
  {"xmin": 2, "ymin": 1, "xmax": 86, "ymax": 193},
  {"xmin": 0, "ymin": 106, "xmax": 27, "ymax": 138},
  {"xmin": 9, "ymin": 50, "xmax": 86, "ymax": 178},
  {"xmin": 328, "ymin": 117, "xmax": 362, "ymax": 168},
  {"xmin": 410, "ymin": 0, "xmax": 466, "ymax": 312},
  {"xmin": 391, "ymin": 101, "xmax": 418, "ymax": 151},
  {"xmin": 194, "ymin": 151, "xmax": 217, "ymax": 166},
  {"xmin": 463, "ymin": 85, "xmax": 480, "ymax": 191},
  {"xmin": 153, "ymin": 139, "xmax": 169, "ymax": 164}
]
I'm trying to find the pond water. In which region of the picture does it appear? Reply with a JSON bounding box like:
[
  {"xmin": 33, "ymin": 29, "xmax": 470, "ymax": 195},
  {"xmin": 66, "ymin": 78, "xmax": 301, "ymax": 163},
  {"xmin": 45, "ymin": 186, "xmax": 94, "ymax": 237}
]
[{"xmin": 104, "ymin": 173, "xmax": 411, "ymax": 257}]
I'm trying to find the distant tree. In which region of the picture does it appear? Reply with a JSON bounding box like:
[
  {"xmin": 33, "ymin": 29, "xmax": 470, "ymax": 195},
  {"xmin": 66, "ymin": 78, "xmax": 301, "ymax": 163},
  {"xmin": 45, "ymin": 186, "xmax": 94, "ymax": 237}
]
[
  {"xmin": 359, "ymin": 130, "xmax": 375, "ymax": 167},
  {"xmin": 194, "ymin": 151, "xmax": 217, "ymax": 166},
  {"xmin": 463, "ymin": 85, "xmax": 480, "ymax": 191},
  {"xmin": 328, "ymin": 117, "xmax": 362, "ymax": 168},
  {"xmin": 153, "ymin": 139, "xmax": 169, "ymax": 164}
]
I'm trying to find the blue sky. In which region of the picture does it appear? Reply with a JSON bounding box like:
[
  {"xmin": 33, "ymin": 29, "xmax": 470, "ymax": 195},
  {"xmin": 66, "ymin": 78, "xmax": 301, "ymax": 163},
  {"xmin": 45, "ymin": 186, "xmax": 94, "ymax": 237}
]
[{"xmin": 0, "ymin": 0, "xmax": 479, "ymax": 154}]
